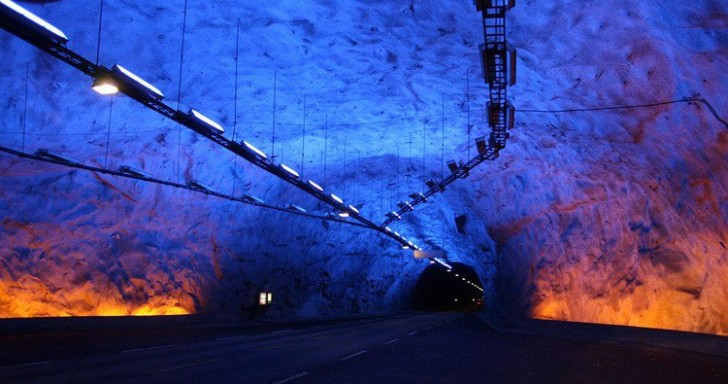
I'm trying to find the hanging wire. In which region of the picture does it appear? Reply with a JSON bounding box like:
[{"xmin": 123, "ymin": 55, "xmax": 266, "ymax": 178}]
[
  {"xmin": 323, "ymin": 114, "xmax": 328, "ymax": 187},
  {"xmin": 301, "ymin": 95, "xmax": 306, "ymax": 174},
  {"xmin": 466, "ymin": 69, "xmax": 471, "ymax": 162},
  {"xmin": 175, "ymin": 0, "xmax": 189, "ymax": 183},
  {"xmin": 271, "ymin": 70, "xmax": 277, "ymax": 158},
  {"xmin": 21, "ymin": 62, "xmax": 29, "ymax": 153},
  {"xmin": 95, "ymin": 0, "xmax": 104, "ymax": 66},
  {"xmin": 103, "ymin": 97, "xmax": 113, "ymax": 168},
  {"xmin": 231, "ymin": 19, "xmax": 240, "ymax": 196},
  {"xmin": 517, "ymin": 98, "xmax": 694, "ymax": 113},
  {"xmin": 0, "ymin": 145, "xmax": 371, "ymax": 229}
]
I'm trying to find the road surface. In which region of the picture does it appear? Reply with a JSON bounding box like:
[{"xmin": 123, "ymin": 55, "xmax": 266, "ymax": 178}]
[{"xmin": 1, "ymin": 313, "xmax": 726, "ymax": 383}]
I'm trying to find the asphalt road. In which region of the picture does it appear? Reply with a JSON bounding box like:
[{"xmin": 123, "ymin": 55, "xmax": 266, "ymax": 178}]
[{"xmin": 1, "ymin": 313, "xmax": 726, "ymax": 383}]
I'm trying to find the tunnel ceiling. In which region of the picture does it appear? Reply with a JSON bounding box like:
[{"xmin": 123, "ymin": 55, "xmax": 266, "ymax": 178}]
[{"xmin": 0, "ymin": 0, "xmax": 726, "ymax": 334}]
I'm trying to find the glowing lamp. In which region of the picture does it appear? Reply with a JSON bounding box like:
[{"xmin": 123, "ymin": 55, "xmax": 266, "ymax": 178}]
[
  {"xmin": 280, "ymin": 163, "xmax": 300, "ymax": 178},
  {"xmin": 258, "ymin": 292, "xmax": 272, "ymax": 306},
  {"xmin": 242, "ymin": 140, "xmax": 267, "ymax": 160},
  {"xmin": 338, "ymin": 211, "xmax": 350, "ymax": 218},
  {"xmin": 434, "ymin": 258, "xmax": 452, "ymax": 269},
  {"xmin": 111, "ymin": 64, "xmax": 164, "ymax": 100},
  {"xmin": 330, "ymin": 193, "xmax": 344, "ymax": 205},
  {"xmin": 92, "ymin": 78, "xmax": 119, "ymax": 95},
  {"xmin": 386, "ymin": 211, "xmax": 401, "ymax": 220},
  {"xmin": 189, "ymin": 108, "xmax": 224, "ymax": 134},
  {"xmin": 307, "ymin": 180, "xmax": 324, "ymax": 192},
  {"xmin": 287, "ymin": 204, "xmax": 306, "ymax": 213},
  {"xmin": 384, "ymin": 227, "xmax": 392, "ymax": 232},
  {"xmin": 244, "ymin": 194, "xmax": 264, "ymax": 204},
  {"xmin": 348, "ymin": 205, "xmax": 360, "ymax": 214},
  {"xmin": 0, "ymin": 0, "xmax": 68, "ymax": 44}
]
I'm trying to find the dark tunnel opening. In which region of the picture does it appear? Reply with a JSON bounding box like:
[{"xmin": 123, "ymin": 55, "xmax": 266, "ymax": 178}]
[{"xmin": 412, "ymin": 262, "xmax": 484, "ymax": 311}]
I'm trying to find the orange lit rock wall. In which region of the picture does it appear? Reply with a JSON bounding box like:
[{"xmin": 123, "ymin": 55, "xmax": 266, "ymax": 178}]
[{"xmin": 478, "ymin": 1, "xmax": 728, "ymax": 335}]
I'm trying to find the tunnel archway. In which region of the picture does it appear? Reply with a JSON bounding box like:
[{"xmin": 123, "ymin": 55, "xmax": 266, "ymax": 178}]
[{"xmin": 412, "ymin": 262, "xmax": 484, "ymax": 311}]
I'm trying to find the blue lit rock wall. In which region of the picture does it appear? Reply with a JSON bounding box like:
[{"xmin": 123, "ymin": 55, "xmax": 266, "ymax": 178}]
[
  {"xmin": 484, "ymin": 1, "xmax": 728, "ymax": 334},
  {"xmin": 0, "ymin": 0, "xmax": 726, "ymax": 334},
  {"xmin": 0, "ymin": 0, "xmax": 495, "ymax": 318}
]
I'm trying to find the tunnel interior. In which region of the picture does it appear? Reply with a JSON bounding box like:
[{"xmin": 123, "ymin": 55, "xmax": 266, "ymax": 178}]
[{"xmin": 412, "ymin": 262, "xmax": 483, "ymax": 311}]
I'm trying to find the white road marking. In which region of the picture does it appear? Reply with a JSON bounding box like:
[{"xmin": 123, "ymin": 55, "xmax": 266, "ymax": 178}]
[
  {"xmin": 383, "ymin": 338, "xmax": 399, "ymax": 345},
  {"xmin": 146, "ymin": 358, "xmax": 219, "ymax": 374},
  {"xmin": 408, "ymin": 331, "xmax": 419, "ymax": 336},
  {"xmin": 0, "ymin": 361, "xmax": 50, "ymax": 370},
  {"xmin": 216, "ymin": 336, "xmax": 243, "ymax": 341},
  {"xmin": 121, "ymin": 344, "xmax": 176, "ymax": 353},
  {"xmin": 272, "ymin": 371, "xmax": 310, "ymax": 384},
  {"xmin": 340, "ymin": 350, "xmax": 368, "ymax": 361}
]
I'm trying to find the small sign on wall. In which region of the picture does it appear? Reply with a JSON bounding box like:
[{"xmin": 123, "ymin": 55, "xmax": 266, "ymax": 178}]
[{"xmin": 259, "ymin": 291, "xmax": 272, "ymax": 306}]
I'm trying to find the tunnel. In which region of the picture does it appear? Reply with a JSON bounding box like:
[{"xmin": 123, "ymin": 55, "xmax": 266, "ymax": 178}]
[{"xmin": 412, "ymin": 262, "xmax": 484, "ymax": 311}]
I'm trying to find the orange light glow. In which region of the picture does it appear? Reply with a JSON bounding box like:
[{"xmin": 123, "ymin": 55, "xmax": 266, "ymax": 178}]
[{"xmin": 0, "ymin": 219, "xmax": 201, "ymax": 318}]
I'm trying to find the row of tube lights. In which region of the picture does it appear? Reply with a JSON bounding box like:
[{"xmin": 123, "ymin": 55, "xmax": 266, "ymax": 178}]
[
  {"xmin": 446, "ymin": 269, "xmax": 483, "ymax": 292},
  {"xmin": 2, "ymin": 0, "xmax": 433, "ymax": 253}
]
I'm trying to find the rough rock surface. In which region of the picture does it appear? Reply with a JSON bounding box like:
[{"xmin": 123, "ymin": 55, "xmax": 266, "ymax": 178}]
[{"xmin": 0, "ymin": 1, "xmax": 726, "ymax": 334}]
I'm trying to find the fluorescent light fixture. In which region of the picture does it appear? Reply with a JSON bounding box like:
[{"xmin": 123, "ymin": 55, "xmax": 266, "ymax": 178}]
[
  {"xmin": 280, "ymin": 163, "xmax": 300, "ymax": 178},
  {"xmin": 408, "ymin": 241, "xmax": 414, "ymax": 247},
  {"xmin": 409, "ymin": 192, "xmax": 427, "ymax": 201},
  {"xmin": 455, "ymin": 274, "xmax": 460, "ymax": 277},
  {"xmin": 189, "ymin": 108, "xmax": 224, "ymax": 134},
  {"xmin": 186, "ymin": 179, "xmax": 215, "ymax": 193},
  {"xmin": 287, "ymin": 204, "xmax": 306, "ymax": 213},
  {"xmin": 394, "ymin": 231, "xmax": 400, "ymax": 237},
  {"xmin": 330, "ymin": 193, "xmax": 344, "ymax": 205},
  {"xmin": 447, "ymin": 269, "xmax": 452, "ymax": 273},
  {"xmin": 111, "ymin": 64, "xmax": 164, "ymax": 100},
  {"xmin": 307, "ymin": 180, "xmax": 324, "ymax": 192},
  {"xmin": 348, "ymin": 205, "xmax": 359, "ymax": 214},
  {"xmin": 386, "ymin": 211, "xmax": 401, "ymax": 220},
  {"xmin": 35, "ymin": 148, "xmax": 77, "ymax": 164},
  {"xmin": 384, "ymin": 227, "xmax": 392, "ymax": 232},
  {"xmin": 92, "ymin": 78, "xmax": 119, "ymax": 95},
  {"xmin": 396, "ymin": 201, "xmax": 414, "ymax": 211},
  {"xmin": 0, "ymin": 0, "xmax": 68, "ymax": 44},
  {"xmin": 434, "ymin": 258, "xmax": 452, "ymax": 270},
  {"xmin": 244, "ymin": 194, "xmax": 264, "ymax": 204},
  {"xmin": 118, "ymin": 165, "xmax": 151, "ymax": 178},
  {"xmin": 402, "ymin": 245, "xmax": 410, "ymax": 250},
  {"xmin": 242, "ymin": 140, "xmax": 267, "ymax": 160},
  {"xmin": 338, "ymin": 211, "xmax": 350, "ymax": 218}
]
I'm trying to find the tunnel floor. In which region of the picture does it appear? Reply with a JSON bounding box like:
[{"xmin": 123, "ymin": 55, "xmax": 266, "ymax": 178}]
[{"xmin": 2, "ymin": 313, "xmax": 726, "ymax": 383}]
